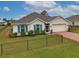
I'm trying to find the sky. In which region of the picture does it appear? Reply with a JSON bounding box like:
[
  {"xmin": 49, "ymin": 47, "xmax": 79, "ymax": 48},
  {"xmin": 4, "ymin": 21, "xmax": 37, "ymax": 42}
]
[{"xmin": 0, "ymin": 1, "xmax": 79, "ymax": 20}]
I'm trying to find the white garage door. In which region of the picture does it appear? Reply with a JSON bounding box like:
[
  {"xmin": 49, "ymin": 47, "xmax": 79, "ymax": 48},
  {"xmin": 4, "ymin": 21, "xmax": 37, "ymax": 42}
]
[
  {"xmin": 52, "ymin": 24, "xmax": 68, "ymax": 32},
  {"xmin": 74, "ymin": 22, "xmax": 79, "ymax": 26}
]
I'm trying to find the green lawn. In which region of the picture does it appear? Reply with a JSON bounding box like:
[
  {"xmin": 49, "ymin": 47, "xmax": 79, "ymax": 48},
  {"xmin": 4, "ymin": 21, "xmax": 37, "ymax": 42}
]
[
  {"xmin": 2, "ymin": 38, "xmax": 79, "ymax": 58},
  {"xmin": 0, "ymin": 26, "xmax": 79, "ymax": 58}
]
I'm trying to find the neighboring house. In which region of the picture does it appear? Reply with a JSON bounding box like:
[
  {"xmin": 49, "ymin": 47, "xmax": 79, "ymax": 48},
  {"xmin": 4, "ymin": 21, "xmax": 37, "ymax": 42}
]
[
  {"xmin": 7, "ymin": 20, "xmax": 16, "ymax": 26},
  {"xmin": 66, "ymin": 15, "xmax": 79, "ymax": 26},
  {"xmin": 0, "ymin": 19, "xmax": 7, "ymax": 26},
  {"xmin": 12, "ymin": 11, "xmax": 69, "ymax": 35}
]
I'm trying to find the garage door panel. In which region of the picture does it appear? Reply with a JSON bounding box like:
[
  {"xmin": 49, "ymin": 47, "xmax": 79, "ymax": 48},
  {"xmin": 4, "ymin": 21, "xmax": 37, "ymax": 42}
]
[
  {"xmin": 74, "ymin": 22, "xmax": 79, "ymax": 26},
  {"xmin": 52, "ymin": 25, "xmax": 68, "ymax": 32}
]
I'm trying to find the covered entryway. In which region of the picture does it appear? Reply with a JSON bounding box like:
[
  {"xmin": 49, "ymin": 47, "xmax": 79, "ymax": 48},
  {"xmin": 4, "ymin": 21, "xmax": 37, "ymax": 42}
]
[
  {"xmin": 45, "ymin": 24, "xmax": 49, "ymax": 32},
  {"xmin": 52, "ymin": 24, "xmax": 68, "ymax": 32}
]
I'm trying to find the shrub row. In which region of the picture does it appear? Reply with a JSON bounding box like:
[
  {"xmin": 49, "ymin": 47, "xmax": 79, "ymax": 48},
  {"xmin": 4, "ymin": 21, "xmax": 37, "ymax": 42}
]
[{"xmin": 9, "ymin": 30, "xmax": 46, "ymax": 38}]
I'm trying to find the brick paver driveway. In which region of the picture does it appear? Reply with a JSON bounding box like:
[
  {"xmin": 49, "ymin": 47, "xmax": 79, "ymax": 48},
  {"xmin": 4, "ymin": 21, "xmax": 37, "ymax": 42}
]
[{"xmin": 54, "ymin": 32, "xmax": 79, "ymax": 42}]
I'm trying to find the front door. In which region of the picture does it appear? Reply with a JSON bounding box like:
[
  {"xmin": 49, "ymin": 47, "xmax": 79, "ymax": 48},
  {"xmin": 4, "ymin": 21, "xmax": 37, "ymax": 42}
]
[{"xmin": 45, "ymin": 24, "xmax": 49, "ymax": 32}]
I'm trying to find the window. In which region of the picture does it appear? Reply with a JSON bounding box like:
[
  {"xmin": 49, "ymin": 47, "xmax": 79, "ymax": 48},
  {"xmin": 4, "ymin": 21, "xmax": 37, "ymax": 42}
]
[
  {"xmin": 21, "ymin": 25, "xmax": 25, "ymax": 32},
  {"xmin": 34, "ymin": 24, "xmax": 42, "ymax": 32},
  {"xmin": 36, "ymin": 24, "xmax": 40, "ymax": 31},
  {"xmin": 18, "ymin": 24, "xmax": 28, "ymax": 33}
]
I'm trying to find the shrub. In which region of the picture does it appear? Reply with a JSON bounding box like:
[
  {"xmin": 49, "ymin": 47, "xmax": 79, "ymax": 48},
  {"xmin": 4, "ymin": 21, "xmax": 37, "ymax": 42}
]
[
  {"xmin": 21, "ymin": 32, "xmax": 26, "ymax": 36},
  {"xmin": 25, "ymin": 32, "xmax": 28, "ymax": 35},
  {"xmin": 34, "ymin": 30, "xmax": 39, "ymax": 35},
  {"xmin": 68, "ymin": 25, "xmax": 72, "ymax": 32},
  {"xmin": 28, "ymin": 30, "xmax": 35, "ymax": 36},
  {"xmin": 41, "ymin": 30, "xmax": 46, "ymax": 35},
  {"xmin": 9, "ymin": 33, "xmax": 17, "ymax": 38},
  {"xmin": 7, "ymin": 22, "xmax": 11, "ymax": 26},
  {"xmin": 13, "ymin": 33, "xmax": 17, "ymax": 36},
  {"xmin": 34, "ymin": 30, "xmax": 46, "ymax": 35}
]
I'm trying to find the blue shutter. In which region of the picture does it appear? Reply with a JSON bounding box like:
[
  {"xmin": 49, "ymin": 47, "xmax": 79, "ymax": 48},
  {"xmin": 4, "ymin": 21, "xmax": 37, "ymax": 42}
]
[
  {"xmin": 40, "ymin": 24, "xmax": 42, "ymax": 32},
  {"xmin": 34, "ymin": 25, "xmax": 35, "ymax": 31},
  {"xmin": 26, "ymin": 25, "xmax": 28, "ymax": 32}
]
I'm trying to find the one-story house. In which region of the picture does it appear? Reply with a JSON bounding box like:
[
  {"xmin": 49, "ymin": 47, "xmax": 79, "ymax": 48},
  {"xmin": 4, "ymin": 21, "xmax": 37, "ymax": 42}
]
[
  {"xmin": 12, "ymin": 11, "xmax": 69, "ymax": 36},
  {"xmin": 66, "ymin": 15, "xmax": 79, "ymax": 26}
]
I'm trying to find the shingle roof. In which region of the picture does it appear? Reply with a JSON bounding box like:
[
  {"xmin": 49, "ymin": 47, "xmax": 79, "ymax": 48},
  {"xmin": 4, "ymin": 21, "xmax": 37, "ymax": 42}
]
[
  {"xmin": 66, "ymin": 15, "xmax": 79, "ymax": 21},
  {"xmin": 14, "ymin": 12, "xmax": 63, "ymax": 24}
]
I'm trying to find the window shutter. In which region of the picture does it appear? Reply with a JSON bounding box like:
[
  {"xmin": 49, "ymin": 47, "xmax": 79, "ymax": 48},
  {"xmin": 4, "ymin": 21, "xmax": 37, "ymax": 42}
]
[
  {"xmin": 18, "ymin": 25, "xmax": 20, "ymax": 33},
  {"xmin": 34, "ymin": 25, "xmax": 35, "ymax": 31},
  {"xmin": 26, "ymin": 25, "xmax": 28, "ymax": 32},
  {"xmin": 40, "ymin": 24, "xmax": 42, "ymax": 32}
]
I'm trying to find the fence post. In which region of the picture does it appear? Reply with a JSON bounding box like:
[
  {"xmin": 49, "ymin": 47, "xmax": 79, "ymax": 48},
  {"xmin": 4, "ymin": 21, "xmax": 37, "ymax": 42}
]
[
  {"xmin": 75, "ymin": 26, "xmax": 76, "ymax": 31},
  {"xmin": 1, "ymin": 44, "xmax": 3, "ymax": 56},
  {"xmin": 46, "ymin": 34, "xmax": 48, "ymax": 47},
  {"xmin": 27, "ymin": 40, "xmax": 29, "ymax": 50},
  {"xmin": 61, "ymin": 35, "xmax": 63, "ymax": 43}
]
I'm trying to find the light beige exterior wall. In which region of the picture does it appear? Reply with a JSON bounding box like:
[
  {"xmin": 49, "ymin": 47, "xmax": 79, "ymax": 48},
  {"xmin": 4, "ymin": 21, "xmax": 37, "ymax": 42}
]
[{"xmin": 49, "ymin": 17, "xmax": 69, "ymax": 32}]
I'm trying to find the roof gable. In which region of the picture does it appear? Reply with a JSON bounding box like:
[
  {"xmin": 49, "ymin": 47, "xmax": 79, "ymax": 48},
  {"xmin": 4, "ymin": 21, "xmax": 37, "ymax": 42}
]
[
  {"xmin": 49, "ymin": 16, "xmax": 69, "ymax": 25},
  {"xmin": 29, "ymin": 18, "xmax": 46, "ymax": 24},
  {"xmin": 66, "ymin": 15, "xmax": 79, "ymax": 21}
]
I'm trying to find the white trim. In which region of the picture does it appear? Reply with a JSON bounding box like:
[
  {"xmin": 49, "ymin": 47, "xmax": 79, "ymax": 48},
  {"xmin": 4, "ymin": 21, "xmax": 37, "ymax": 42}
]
[
  {"xmin": 52, "ymin": 24, "xmax": 66, "ymax": 25},
  {"xmin": 12, "ymin": 23, "xmax": 29, "ymax": 25}
]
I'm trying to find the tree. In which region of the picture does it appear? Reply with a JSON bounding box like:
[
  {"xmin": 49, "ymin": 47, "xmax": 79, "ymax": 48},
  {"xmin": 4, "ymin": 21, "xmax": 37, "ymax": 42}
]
[{"xmin": 3, "ymin": 18, "xmax": 7, "ymax": 21}]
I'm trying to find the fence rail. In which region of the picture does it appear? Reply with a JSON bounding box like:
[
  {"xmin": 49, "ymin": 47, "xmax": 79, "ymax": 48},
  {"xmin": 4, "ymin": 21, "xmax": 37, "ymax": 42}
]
[{"xmin": 0, "ymin": 34, "xmax": 63, "ymax": 56}]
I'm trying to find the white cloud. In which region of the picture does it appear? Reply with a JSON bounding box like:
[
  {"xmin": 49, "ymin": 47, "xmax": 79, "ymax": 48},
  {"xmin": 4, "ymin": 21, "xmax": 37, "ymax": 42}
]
[
  {"xmin": 14, "ymin": 14, "xmax": 27, "ymax": 20},
  {"xmin": 24, "ymin": 1, "xmax": 79, "ymax": 18},
  {"xmin": 3, "ymin": 6, "xmax": 10, "ymax": 12},
  {"xmin": 24, "ymin": 1, "xmax": 57, "ymax": 10},
  {"xmin": 49, "ymin": 6, "xmax": 64, "ymax": 14},
  {"xmin": 75, "ymin": 1, "xmax": 79, "ymax": 4},
  {"xmin": 65, "ymin": 5, "xmax": 79, "ymax": 11},
  {"xmin": 14, "ymin": 18, "xmax": 20, "ymax": 20},
  {"xmin": 48, "ymin": 5, "xmax": 79, "ymax": 18},
  {"xmin": 19, "ymin": 14, "xmax": 26, "ymax": 18},
  {"xmin": 26, "ymin": 1, "xmax": 56, "ymax": 8}
]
